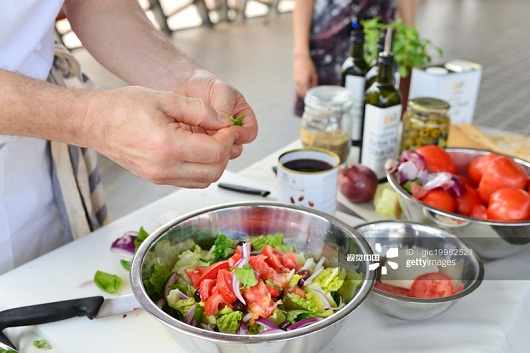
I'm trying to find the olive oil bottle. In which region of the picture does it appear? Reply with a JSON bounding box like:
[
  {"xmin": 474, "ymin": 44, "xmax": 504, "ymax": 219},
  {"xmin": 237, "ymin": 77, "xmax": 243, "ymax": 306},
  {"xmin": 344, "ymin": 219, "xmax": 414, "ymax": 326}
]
[
  {"xmin": 340, "ymin": 22, "xmax": 368, "ymax": 147},
  {"xmin": 360, "ymin": 51, "xmax": 402, "ymax": 181}
]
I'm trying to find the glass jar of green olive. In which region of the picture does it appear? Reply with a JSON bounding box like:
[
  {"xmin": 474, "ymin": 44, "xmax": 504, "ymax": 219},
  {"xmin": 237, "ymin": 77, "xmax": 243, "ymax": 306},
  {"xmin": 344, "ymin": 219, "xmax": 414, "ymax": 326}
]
[{"xmin": 400, "ymin": 97, "xmax": 451, "ymax": 152}]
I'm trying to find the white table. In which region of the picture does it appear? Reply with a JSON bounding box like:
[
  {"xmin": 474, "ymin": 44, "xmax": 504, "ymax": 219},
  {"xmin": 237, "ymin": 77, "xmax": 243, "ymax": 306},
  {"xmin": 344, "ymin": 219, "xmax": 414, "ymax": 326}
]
[{"xmin": 1, "ymin": 142, "xmax": 529, "ymax": 353}]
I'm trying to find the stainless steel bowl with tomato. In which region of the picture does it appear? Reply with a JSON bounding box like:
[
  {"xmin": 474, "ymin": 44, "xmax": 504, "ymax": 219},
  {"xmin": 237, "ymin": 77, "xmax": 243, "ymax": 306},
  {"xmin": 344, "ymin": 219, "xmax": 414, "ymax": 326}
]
[
  {"xmin": 356, "ymin": 221, "xmax": 484, "ymax": 321},
  {"xmin": 130, "ymin": 202, "xmax": 375, "ymax": 353},
  {"xmin": 387, "ymin": 147, "xmax": 530, "ymax": 260}
]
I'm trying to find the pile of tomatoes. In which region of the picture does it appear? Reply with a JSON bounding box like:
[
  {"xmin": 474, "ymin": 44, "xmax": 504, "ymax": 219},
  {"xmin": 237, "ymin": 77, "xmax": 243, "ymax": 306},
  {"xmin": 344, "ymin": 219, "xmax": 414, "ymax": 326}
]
[{"xmin": 413, "ymin": 145, "xmax": 530, "ymax": 222}]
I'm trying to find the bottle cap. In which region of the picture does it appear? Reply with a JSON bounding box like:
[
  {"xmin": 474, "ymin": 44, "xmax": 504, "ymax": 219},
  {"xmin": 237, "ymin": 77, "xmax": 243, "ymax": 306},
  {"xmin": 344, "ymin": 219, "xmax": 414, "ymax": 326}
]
[{"xmin": 378, "ymin": 51, "xmax": 395, "ymax": 65}]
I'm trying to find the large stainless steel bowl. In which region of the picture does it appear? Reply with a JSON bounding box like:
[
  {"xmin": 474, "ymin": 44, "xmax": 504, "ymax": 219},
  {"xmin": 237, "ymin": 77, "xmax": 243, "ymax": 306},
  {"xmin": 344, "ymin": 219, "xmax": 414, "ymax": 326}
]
[
  {"xmin": 387, "ymin": 148, "xmax": 530, "ymax": 260},
  {"xmin": 356, "ymin": 221, "xmax": 484, "ymax": 320},
  {"xmin": 130, "ymin": 202, "xmax": 375, "ymax": 353}
]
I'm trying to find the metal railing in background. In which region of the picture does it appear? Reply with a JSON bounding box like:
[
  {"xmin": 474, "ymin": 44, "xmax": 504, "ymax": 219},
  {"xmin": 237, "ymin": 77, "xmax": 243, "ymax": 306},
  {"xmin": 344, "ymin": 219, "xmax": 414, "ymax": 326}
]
[{"xmin": 55, "ymin": 0, "xmax": 293, "ymax": 50}]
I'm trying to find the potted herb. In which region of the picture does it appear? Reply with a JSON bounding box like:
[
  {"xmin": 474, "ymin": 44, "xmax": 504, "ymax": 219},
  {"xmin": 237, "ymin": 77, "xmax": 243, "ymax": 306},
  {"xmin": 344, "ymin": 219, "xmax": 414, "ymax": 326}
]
[{"xmin": 362, "ymin": 18, "xmax": 443, "ymax": 107}]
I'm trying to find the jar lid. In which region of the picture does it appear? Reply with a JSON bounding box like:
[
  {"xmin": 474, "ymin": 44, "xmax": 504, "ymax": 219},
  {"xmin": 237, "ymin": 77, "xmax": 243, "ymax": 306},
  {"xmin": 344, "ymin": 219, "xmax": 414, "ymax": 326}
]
[
  {"xmin": 304, "ymin": 86, "xmax": 353, "ymax": 112},
  {"xmin": 408, "ymin": 97, "xmax": 450, "ymax": 114}
]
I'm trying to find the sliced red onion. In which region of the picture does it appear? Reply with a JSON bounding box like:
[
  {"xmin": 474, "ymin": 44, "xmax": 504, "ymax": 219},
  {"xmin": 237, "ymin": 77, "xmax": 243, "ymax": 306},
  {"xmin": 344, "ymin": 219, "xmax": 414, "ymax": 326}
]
[
  {"xmin": 164, "ymin": 272, "xmax": 180, "ymax": 298},
  {"xmin": 299, "ymin": 257, "xmax": 314, "ymax": 272},
  {"xmin": 110, "ymin": 230, "xmax": 138, "ymax": 255},
  {"xmin": 256, "ymin": 317, "xmax": 279, "ymax": 330},
  {"xmin": 235, "ymin": 242, "xmax": 252, "ymax": 268},
  {"xmin": 242, "ymin": 312, "xmax": 253, "ymax": 322},
  {"xmin": 155, "ymin": 298, "xmax": 167, "ymax": 308},
  {"xmin": 78, "ymin": 279, "xmax": 94, "ymax": 288},
  {"xmin": 286, "ymin": 268, "xmax": 295, "ymax": 284},
  {"xmin": 232, "ymin": 275, "xmax": 246, "ymax": 305},
  {"xmin": 200, "ymin": 323, "xmax": 214, "ymax": 331},
  {"xmin": 184, "ymin": 304, "xmax": 197, "ymax": 326},
  {"xmin": 385, "ymin": 158, "xmax": 400, "ymax": 174},
  {"xmin": 312, "ymin": 288, "xmax": 333, "ymax": 310},
  {"xmin": 331, "ymin": 297, "xmax": 345, "ymax": 312},
  {"xmin": 237, "ymin": 321, "xmax": 248, "ymax": 335},
  {"xmin": 286, "ymin": 317, "xmax": 322, "ymax": 330},
  {"xmin": 302, "ymin": 257, "xmax": 326, "ymax": 286}
]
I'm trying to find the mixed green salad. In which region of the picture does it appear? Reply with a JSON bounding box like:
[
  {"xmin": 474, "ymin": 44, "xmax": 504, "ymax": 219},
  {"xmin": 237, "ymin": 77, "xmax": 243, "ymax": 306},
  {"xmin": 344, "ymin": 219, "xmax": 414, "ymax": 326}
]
[{"xmin": 137, "ymin": 231, "xmax": 363, "ymax": 335}]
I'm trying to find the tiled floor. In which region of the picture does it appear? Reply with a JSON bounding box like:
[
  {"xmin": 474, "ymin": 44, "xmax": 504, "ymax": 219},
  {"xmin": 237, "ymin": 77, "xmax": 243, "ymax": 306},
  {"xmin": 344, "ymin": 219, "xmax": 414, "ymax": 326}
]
[{"xmin": 71, "ymin": 0, "xmax": 530, "ymax": 221}]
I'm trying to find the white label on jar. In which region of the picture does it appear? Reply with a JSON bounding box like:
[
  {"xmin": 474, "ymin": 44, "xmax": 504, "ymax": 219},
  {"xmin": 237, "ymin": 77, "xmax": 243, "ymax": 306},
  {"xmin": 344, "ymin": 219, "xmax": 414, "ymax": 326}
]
[
  {"xmin": 344, "ymin": 75, "xmax": 365, "ymax": 141},
  {"xmin": 361, "ymin": 104, "xmax": 402, "ymax": 179}
]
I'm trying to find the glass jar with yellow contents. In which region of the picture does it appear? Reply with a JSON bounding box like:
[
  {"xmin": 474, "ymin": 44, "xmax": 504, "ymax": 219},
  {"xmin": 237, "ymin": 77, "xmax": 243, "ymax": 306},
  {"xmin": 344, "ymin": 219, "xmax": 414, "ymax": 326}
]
[
  {"xmin": 301, "ymin": 86, "xmax": 353, "ymax": 164},
  {"xmin": 400, "ymin": 97, "xmax": 451, "ymax": 152}
]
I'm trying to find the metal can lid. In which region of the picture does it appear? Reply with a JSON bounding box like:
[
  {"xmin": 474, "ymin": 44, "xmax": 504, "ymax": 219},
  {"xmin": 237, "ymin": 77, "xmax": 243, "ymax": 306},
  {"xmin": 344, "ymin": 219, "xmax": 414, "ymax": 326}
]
[
  {"xmin": 408, "ymin": 97, "xmax": 450, "ymax": 114},
  {"xmin": 304, "ymin": 85, "xmax": 353, "ymax": 112}
]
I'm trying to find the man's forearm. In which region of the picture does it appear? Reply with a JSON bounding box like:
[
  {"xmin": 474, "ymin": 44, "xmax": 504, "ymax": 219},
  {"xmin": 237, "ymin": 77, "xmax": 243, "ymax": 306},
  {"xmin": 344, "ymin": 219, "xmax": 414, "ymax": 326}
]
[
  {"xmin": 63, "ymin": 0, "xmax": 202, "ymax": 92},
  {"xmin": 0, "ymin": 69, "xmax": 90, "ymax": 145}
]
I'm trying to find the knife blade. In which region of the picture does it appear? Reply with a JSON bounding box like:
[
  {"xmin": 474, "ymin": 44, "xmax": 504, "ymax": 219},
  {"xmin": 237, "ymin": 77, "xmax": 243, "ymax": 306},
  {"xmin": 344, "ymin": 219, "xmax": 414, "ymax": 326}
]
[
  {"xmin": 218, "ymin": 182, "xmax": 271, "ymax": 197},
  {"xmin": 336, "ymin": 200, "xmax": 366, "ymax": 221},
  {"xmin": 0, "ymin": 294, "xmax": 139, "ymax": 349}
]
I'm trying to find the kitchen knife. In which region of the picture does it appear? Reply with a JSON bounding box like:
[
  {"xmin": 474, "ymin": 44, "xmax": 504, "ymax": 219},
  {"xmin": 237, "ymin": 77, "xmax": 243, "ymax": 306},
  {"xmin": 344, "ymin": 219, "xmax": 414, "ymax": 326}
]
[
  {"xmin": 218, "ymin": 183, "xmax": 271, "ymax": 197},
  {"xmin": 0, "ymin": 294, "xmax": 139, "ymax": 350}
]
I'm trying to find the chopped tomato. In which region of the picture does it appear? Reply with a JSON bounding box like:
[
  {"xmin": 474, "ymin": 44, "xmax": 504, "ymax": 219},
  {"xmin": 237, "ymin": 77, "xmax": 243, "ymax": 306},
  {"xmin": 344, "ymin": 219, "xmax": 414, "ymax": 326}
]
[
  {"xmin": 279, "ymin": 252, "xmax": 301, "ymax": 271},
  {"xmin": 409, "ymin": 272, "xmax": 456, "ymax": 299},
  {"xmin": 420, "ymin": 189, "xmax": 456, "ymax": 213},
  {"xmin": 487, "ymin": 188, "xmax": 530, "ymax": 222},
  {"xmin": 242, "ymin": 278, "xmax": 277, "ymax": 320},
  {"xmin": 217, "ymin": 269, "xmax": 237, "ymax": 304},
  {"xmin": 228, "ymin": 248, "xmax": 242, "ymax": 267},
  {"xmin": 204, "ymin": 290, "xmax": 228, "ymax": 316},
  {"xmin": 261, "ymin": 245, "xmax": 283, "ymax": 270},
  {"xmin": 415, "ymin": 145, "xmax": 457, "ymax": 174},
  {"xmin": 478, "ymin": 156, "xmax": 528, "ymax": 204},
  {"xmin": 467, "ymin": 154, "xmax": 503, "ymax": 187},
  {"xmin": 374, "ymin": 282, "xmax": 410, "ymax": 297},
  {"xmin": 199, "ymin": 279, "xmax": 216, "ymax": 302},
  {"xmin": 265, "ymin": 281, "xmax": 281, "ymax": 297},
  {"xmin": 249, "ymin": 254, "xmax": 277, "ymax": 280},
  {"xmin": 454, "ymin": 185, "xmax": 484, "ymax": 216},
  {"xmin": 196, "ymin": 260, "xmax": 230, "ymax": 287},
  {"xmin": 287, "ymin": 285, "xmax": 306, "ymax": 298},
  {"xmin": 185, "ymin": 266, "xmax": 209, "ymax": 288}
]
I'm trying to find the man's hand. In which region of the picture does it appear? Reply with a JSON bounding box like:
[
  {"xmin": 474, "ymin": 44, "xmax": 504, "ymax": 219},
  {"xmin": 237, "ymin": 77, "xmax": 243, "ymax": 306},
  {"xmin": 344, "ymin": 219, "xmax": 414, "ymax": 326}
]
[
  {"xmin": 173, "ymin": 69, "xmax": 258, "ymax": 159},
  {"xmin": 82, "ymin": 86, "xmax": 237, "ymax": 188}
]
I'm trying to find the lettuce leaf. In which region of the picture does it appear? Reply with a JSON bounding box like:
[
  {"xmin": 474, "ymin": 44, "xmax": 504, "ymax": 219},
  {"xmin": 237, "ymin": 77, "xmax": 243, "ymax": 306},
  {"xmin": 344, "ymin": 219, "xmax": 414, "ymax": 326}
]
[
  {"xmin": 216, "ymin": 309, "xmax": 243, "ymax": 334},
  {"xmin": 172, "ymin": 245, "xmax": 211, "ymax": 275},
  {"xmin": 247, "ymin": 233, "xmax": 294, "ymax": 252},
  {"xmin": 211, "ymin": 233, "xmax": 237, "ymax": 262},
  {"xmin": 167, "ymin": 295, "xmax": 196, "ymax": 317},
  {"xmin": 312, "ymin": 267, "xmax": 345, "ymax": 292},
  {"xmin": 94, "ymin": 271, "xmax": 122, "ymax": 294}
]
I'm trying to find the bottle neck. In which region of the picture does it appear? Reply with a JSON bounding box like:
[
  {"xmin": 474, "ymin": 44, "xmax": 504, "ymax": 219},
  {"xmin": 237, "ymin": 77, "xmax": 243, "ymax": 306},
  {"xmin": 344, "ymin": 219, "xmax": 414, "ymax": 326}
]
[
  {"xmin": 350, "ymin": 40, "xmax": 364, "ymax": 59},
  {"xmin": 377, "ymin": 59, "xmax": 395, "ymax": 84}
]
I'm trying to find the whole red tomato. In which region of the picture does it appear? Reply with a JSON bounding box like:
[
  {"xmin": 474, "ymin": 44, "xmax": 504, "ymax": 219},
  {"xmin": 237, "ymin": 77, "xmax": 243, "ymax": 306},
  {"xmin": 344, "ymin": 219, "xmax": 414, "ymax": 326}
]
[
  {"xmin": 454, "ymin": 185, "xmax": 484, "ymax": 216},
  {"xmin": 420, "ymin": 189, "xmax": 456, "ymax": 213},
  {"xmin": 478, "ymin": 156, "xmax": 528, "ymax": 203},
  {"xmin": 415, "ymin": 145, "xmax": 457, "ymax": 174},
  {"xmin": 470, "ymin": 204, "xmax": 488, "ymax": 220},
  {"xmin": 487, "ymin": 188, "xmax": 530, "ymax": 222},
  {"xmin": 468, "ymin": 154, "xmax": 502, "ymax": 187}
]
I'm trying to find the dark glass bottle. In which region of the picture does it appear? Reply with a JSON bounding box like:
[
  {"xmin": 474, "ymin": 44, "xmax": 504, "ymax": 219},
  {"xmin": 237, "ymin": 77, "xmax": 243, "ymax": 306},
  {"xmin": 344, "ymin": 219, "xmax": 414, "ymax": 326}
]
[
  {"xmin": 340, "ymin": 22, "xmax": 368, "ymax": 147},
  {"xmin": 364, "ymin": 29, "xmax": 386, "ymax": 87},
  {"xmin": 360, "ymin": 51, "xmax": 403, "ymax": 181}
]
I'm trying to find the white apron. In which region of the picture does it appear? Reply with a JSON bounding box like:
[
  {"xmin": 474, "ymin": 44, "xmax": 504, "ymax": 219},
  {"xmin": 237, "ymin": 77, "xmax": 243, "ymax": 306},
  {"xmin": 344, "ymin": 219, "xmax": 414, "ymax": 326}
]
[{"xmin": 0, "ymin": 0, "xmax": 68, "ymax": 274}]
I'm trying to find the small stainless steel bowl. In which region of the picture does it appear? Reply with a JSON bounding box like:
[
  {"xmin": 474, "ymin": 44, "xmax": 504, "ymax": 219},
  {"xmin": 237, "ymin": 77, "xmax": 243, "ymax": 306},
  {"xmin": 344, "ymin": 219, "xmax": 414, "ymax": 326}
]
[
  {"xmin": 387, "ymin": 148, "xmax": 530, "ymax": 260},
  {"xmin": 356, "ymin": 221, "xmax": 484, "ymax": 320},
  {"xmin": 130, "ymin": 202, "xmax": 375, "ymax": 353}
]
